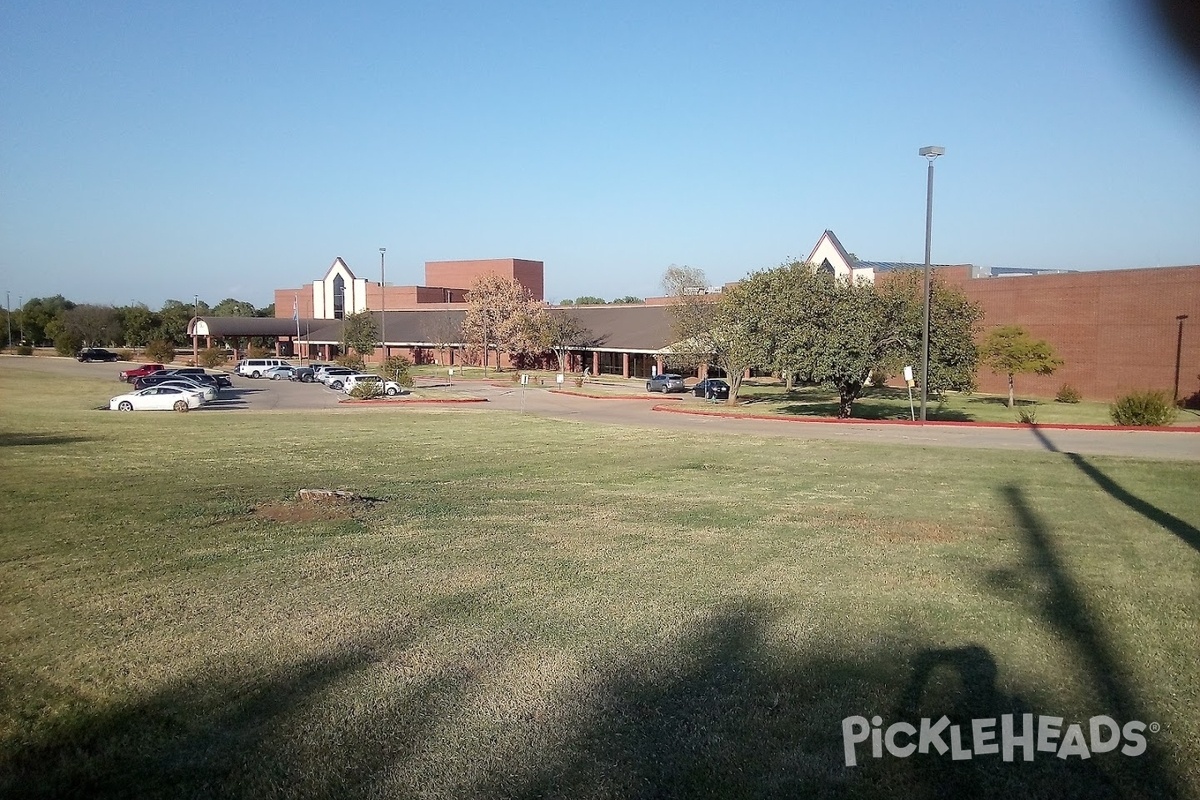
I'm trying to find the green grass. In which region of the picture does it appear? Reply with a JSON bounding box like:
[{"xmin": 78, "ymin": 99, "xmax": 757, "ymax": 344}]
[
  {"xmin": 732, "ymin": 382, "xmax": 1200, "ymax": 426},
  {"xmin": 1, "ymin": 360, "xmax": 1198, "ymax": 798}
]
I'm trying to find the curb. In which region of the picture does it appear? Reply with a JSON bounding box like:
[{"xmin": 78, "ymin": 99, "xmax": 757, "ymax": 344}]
[
  {"xmin": 650, "ymin": 404, "xmax": 1200, "ymax": 432},
  {"xmin": 549, "ymin": 389, "xmax": 684, "ymax": 401},
  {"xmin": 338, "ymin": 397, "xmax": 487, "ymax": 406}
]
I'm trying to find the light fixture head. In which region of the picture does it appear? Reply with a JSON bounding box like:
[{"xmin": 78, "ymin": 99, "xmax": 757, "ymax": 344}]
[{"xmin": 919, "ymin": 145, "xmax": 945, "ymax": 159}]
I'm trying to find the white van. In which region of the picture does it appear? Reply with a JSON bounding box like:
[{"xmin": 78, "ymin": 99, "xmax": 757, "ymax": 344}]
[{"xmin": 237, "ymin": 358, "xmax": 291, "ymax": 378}]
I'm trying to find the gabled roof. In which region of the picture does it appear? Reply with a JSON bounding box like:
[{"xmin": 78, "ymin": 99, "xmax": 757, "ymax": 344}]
[
  {"xmin": 321, "ymin": 257, "xmax": 355, "ymax": 282},
  {"xmin": 806, "ymin": 230, "xmax": 856, "ymax": 267}
]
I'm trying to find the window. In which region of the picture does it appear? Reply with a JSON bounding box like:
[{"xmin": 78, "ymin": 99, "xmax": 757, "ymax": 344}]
[{"xmin": 333, "ymin": 275, "xmax": 345, "ymax": 320}]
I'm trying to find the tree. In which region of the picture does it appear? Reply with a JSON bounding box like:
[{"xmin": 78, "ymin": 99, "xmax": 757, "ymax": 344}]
[
  {"xmin": 211, "ymin": 298, "xmax": 257, "ymax": 317},
  {"xmin": 662, "ymin": 266, "xmax": 755, "ymax": 402},
  {"xmin": 879, "ymin": 271, "xmax": 983, "ymax": 397},
  {"xmin": 20, "ymin": 295, "xmax": 75, "ymax": 346},
  {"xmin": 573, "ymin": 295, "xmax": 607, "ymax": 306},
  {"xmin": 343, "ymin": 311, "xmax": 379, "ymax": 358},
  {"xmin": 255, "ymin": 303, "xmax": 276, "ymax": 318},
  {"xmin": 117, "ymin": 304, "xmax": 161, "ymax": 346},
  {"xmin": 419, "ymin": 314, "xmax": 462, "ymax": 366},
  {"xmin": 611, "ymin": 296, "xmax": 644, "ymax": 304},
  {"xmin": 531, "ymin": 309, "xmax": 594, "ymax": 373},
  {"xmin": 159, "ymin": 299, "xmax": 208, "ymax": 345},
  {"xmin": 980, "ymin": 325, "xmax": 1064, "ymax": 408},
  {"xmin": 461, "ymin": 274, "xmax": 540, "ymax": 374},
  {"xmin": 59, "ymin": 304, "xmax": 122, "ymax": 347}
]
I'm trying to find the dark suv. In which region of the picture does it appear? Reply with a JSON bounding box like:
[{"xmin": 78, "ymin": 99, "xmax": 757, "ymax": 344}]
[
  {"xmin": 646, "ymin": 373, "xmax": 686, "ymax": 393},
  {"xmin": 77, "ymin": 348, "xmax": 120, "ymax": 362}
]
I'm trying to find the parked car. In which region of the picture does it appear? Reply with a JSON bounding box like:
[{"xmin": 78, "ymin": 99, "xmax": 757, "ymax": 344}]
[
  {"xmin": 342, "ymin": 374, "xmax": 402, "ymax": 396},
  {"xmin": 152, "ymin": 380, "xmax": 217, "ymax": 403},
  {"xmin": 118, "ymin": 363, "xmax": 166, "ymax": 382},
  {"xmin": 692, "ymin": 378, "xmax": 730, "ymax": 400},
  {"xmin": 264, "ymin": 365, "xmax": 297, "ymax": 381},
  {"xmin": 135, "ymin": 373, "xmax": 215, "ymax": 390},
  {"xmin": 290, "ymin": 366, "xmax": 316, "ymax": 382},
  {"xmin": 320, "ymin": 368, "xmax": 357, "ymax": 389},
  {"xmin": 77, "ymin": 347, "xmax": 120, "ymax": 362},
  {"xmin": 109, "ymin": 385, "xmax": 203, "ymax": 412},
  {"xmin": 237, "ymin": 358, "xmax": 292, "ymax": 378},
  {"xmin": 314, "ymin": 365, "xmax": 352, "ymax": 382},
  {"xmin": 646, "ymin": 373, "xmax": 686, "ymax": 393}
]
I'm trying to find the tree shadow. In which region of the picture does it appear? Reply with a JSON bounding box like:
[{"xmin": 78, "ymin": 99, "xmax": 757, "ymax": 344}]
[
  {"xmin": 469, "ymin": 601, "xmax": 1181, "ymax": 799},
  {"xmin": 0, "ymin": 624, "xmax": 474, "ymax": 799},
  {"xmin": 0, "ymin": 432, "xmax": 98, "ymax": 447},
  {"xmin": 1027, "ymin": 425, "xmax": 1199, "ymax": 555}
]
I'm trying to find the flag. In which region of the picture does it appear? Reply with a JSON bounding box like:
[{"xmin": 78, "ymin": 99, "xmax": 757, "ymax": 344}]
[{"xmin": 292, "ymin": 296, "xmax": 298, "ymax": 321}]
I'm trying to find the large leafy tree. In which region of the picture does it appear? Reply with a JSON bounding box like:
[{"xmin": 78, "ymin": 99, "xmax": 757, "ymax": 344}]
[
  {"xmin": 58, "ymin": 304, "xmax": 122, "ymax": 347},
  {"xmin": 159, "ymin": 299, "xmax": 209, "ymax": 345},
  {"xmin": 461, "ymin": 274, "xmax": 540, "ymax": 374},
  {"xmin": 981, "ymin": 325, "xmax": 1064, "ymax": 407},
  {"xmin": 211, "ymin": 298, "xmax": 257, "ymax": 316},
  {"xmin": 20, "ymin": 295, "xmax": 75, "ymax": 346},
  {"xmin": 118, "ymin": 304, "xmax": 161, "ymax": 346},
  {"xmin": 879, "ymin": 271, "xmax": 983, "ymax": 396},
  {"xmin": 343, "ymin": 310, "xmax": 380, "ymax": 357}
]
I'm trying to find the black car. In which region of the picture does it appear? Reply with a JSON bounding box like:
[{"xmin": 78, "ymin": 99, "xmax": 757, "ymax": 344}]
[
  {"xmin": 692, "ymin": 378, "xmax": 730, "ymax": 400},
  {"xmin": 77, "ymin": 348, "xmax": 119, "ymax": 362},
  {"xmin": 159, "ymin": 368, "xmax": 232, "ymax": 388}
]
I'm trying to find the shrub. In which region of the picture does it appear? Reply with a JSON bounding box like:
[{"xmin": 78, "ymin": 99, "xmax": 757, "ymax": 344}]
[
  {"xmin": 1016, "ymin": 404, "xmax": 1038, "ymax": 425},
  {"xmin": 144, "ymin": 340, "xmax": 176, "ymax": 363},
  {"xmin": 382, "ymin": 355, "xmax": 414, "ymax": 387},
  {"xmin": 198, "ymin": 347, "xmax": 229, "ymax": 368},
  {"xmin": 335, "ymin": 353, "xmax": 365, "ymax": 371},
  {"xmin": 1110, "ymin": 390, "xmax": 1177, "ymax": 427},
  {"xmin": 1055, "ymin": 384, "xmax": 1081, "ymax": 403},
  {"xmin": 55, "ymin": 334, "xmax": 82, "ymax": 357},
  {"xmin": 246, "ymin": 345, "xmax": 272, "ymax": 358},
  {"xmin": 573, "ymin": 376, "xmax": 584, "ymax": 388},
  {"xmin": 868, "ymin": 369, "xmax": 889, "ymax": 388},
  {"xmin": 16, "ymin": 344, "xmax": 33, "ymax": 356},
  {"xmin": 116, "ymin": 349, "xmax": 134, "ymax": 362},
  {"xmin": 349, "ymin": 381, "xmax": 385, "ymax": 400}
]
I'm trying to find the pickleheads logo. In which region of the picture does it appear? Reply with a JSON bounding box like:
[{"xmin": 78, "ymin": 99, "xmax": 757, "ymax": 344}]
[{"xmin": 842, "ymin": 714, "xmax": 1157, "ymax": 767}]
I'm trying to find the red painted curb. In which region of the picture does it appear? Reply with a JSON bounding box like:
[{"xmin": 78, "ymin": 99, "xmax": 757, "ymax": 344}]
[
  {"xmin": 651, "ymin": 404, "xmax": 1200, "ymax": 433},
  {"xmin": 338, "ymin": 397, "xmax": 487, "ymax": 406},
  {"xmin": 549, "ymin": 389, "xmax": 683, "ymax": 401}
]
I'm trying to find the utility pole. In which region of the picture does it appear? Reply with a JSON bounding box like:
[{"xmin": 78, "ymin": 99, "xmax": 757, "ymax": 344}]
[{"xmin": 379, "ymin": 248, "xmax": 387, "ymax": 368}]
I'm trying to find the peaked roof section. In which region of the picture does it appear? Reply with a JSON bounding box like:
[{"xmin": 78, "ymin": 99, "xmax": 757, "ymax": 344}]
[
  {"xmin": 321, "ymin": 257, "xmax": 355, "ymax": 281},
  {"xmin": 806, "ymin": 230, "xmax": 856, "ymax": 267}
]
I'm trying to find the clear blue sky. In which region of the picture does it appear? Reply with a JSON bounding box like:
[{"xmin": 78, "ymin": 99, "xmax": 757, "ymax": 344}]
[{"xmin": 2, "ymin": 0, "xmax": 1198, "ymax": 308}]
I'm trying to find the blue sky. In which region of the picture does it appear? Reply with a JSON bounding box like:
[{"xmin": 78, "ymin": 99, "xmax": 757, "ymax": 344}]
[{"xmin": 2, "ymin": 0, "xmax": 1198, "ymax": 308}]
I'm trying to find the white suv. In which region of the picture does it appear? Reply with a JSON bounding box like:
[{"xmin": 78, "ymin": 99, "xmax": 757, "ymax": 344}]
[
  {"xmin": 237, "ymin": 358, "xmax": 291, "ymax": 378},
  {"xmin": 342, "ymin": 374, "xmax": 402, "ymax": 396}
]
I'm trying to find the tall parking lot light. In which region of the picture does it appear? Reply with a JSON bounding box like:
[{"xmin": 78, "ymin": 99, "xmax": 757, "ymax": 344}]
[
  {"xmin": 380, "ymin": 247, "xmax": 387, "ymax": 366},
  {"xmin": 919, "ymin": 145, "xmax": 945, "ymax": 423}
]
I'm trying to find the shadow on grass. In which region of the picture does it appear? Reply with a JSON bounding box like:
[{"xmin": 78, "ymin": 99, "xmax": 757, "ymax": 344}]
[
  {"xmin": 0, "ymin": 432, "xmax": 98, "ymax": 447},
  {"xmin": 2, "ymin": 604, "xmax": 1185, "ymax": 798},
  {"xmin": 1028, "ymin": 426, "xmax": 1199, "ymax": 555}
]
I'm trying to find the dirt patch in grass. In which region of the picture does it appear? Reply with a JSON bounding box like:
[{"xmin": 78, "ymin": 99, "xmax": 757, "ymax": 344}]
[{"xmin": 253, "ymin": 491, "xmax": 383, "ymax": 522}]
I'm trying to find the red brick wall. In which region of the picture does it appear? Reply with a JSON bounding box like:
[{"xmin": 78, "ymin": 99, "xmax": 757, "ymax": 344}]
[
  {"xmin": 882, "ymin": 265, "xmax": 1200, "ymax": 401},
  {"xmin": 424, "ymin": 259, "xmax": 545, "ymax": 301},
  {"xmin": 274, "ymin": 288, "xmax": 314, "ymax": 319},
  {"xmin": 963, "ymin": 266, "xmax": 1200, "ymax": 401}
]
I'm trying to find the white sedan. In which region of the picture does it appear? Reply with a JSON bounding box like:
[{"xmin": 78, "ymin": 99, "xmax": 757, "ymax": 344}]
[
  {"xmin": 154, "ymin": 380, "xmax": 218, "ymax": 403},
  {"xmin": 110, "ymin": 386, "xmax": 204, "ymax": 412},
  {"xmin": 342, "ymin": 374, "xmax": 402, "ymax": 396}
]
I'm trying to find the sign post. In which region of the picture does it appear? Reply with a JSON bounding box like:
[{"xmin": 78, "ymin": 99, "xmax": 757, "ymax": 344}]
[
  {"xmin": 448, "ymin": 367, "xmax": 454, "ymax": 388},
  {"xmin": 520, "ymin": 372, "xmax": 529, "ymax": 412},
  {"xmin": 903, "ymin": 366, "xmax": 916, "ymax": 421}
]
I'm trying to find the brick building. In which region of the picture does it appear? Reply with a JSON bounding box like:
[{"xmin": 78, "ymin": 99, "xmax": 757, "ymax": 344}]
[{"xmin": 187, "ymin": 238, "xmax": 1199, "ymax": 401}]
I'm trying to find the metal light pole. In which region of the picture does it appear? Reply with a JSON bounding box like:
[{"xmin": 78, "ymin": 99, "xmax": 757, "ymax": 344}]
[
  {"xmin": 5, "ymin": 291, "xmax": 10, "ymax": 350},
  {"xmin": 379, "ymin": 247, "xmax": 387, "ymax": 368},
  {"xmin": 18, "ymin": 296, "xmax": 23, "ymax": 344},
  {"xmin": 1175, "ymin": 314, "xmax": 1189, "ymax": 403},
  {"xmin": 918, "ymin": 145, "xmax": 945, "ymax": 423},
  {"xmin": 193, "ymin": 294, "xmax": 199, "ymax": 364}
]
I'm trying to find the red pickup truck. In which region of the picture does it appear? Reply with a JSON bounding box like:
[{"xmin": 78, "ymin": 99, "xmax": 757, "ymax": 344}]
[{"xmin": 118, "ymin": 363, "xmax": 165, "ymax": 382}]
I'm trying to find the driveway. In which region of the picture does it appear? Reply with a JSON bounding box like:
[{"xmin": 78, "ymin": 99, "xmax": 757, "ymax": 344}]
[{"xmin": 8, "ymin": 357, "xmax": 1200, "ymax": 460}]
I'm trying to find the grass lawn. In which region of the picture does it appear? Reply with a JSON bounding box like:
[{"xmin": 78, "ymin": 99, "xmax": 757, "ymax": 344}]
[
  {"xmin": 732, "ymin": 382, "xmax": 1200, "ymax": 427},
  {"xmin": 1, "ymin": 362, "xmax": 1198, "ymax": 798}
]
